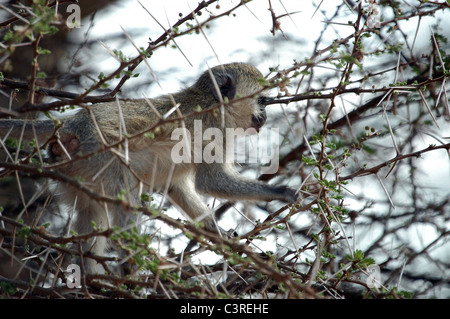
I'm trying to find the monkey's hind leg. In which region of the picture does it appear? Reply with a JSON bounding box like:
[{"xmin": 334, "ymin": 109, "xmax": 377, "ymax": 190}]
[{"xmin": 70, "ymin": 195, "xmax": 111, "ymax": 275}]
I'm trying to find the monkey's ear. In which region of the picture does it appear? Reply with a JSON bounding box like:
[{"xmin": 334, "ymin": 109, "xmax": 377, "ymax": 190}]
[{"xmin": 211, "ymin": 73, "xmax": 236, "ymax": 101}]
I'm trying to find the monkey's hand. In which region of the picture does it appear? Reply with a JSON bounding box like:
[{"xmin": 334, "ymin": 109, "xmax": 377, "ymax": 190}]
[{"xmin": 280, "ymin": 186, "xmax": 300, "ymax": 204}]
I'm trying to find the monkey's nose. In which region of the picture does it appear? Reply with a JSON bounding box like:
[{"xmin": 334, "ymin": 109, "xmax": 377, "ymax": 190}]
[{"xmin": 258, "ymin": 96, "xmax": 274, "ymax": 106}]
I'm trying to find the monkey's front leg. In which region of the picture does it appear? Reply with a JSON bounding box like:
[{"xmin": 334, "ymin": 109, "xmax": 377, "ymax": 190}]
[{"xmin": 195, "ymin": 162, "xmax": 298, "ymax": 204}]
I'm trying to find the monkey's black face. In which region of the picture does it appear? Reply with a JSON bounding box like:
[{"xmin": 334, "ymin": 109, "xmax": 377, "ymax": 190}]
[{"xmin": 251, "ymin": 96, "xmax": 272, "ymax": 132}]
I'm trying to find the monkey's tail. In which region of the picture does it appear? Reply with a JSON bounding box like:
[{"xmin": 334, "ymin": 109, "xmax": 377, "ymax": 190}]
[{"xmin": 0, "ymin": 119, "xmax": 56, "ymax": 141}]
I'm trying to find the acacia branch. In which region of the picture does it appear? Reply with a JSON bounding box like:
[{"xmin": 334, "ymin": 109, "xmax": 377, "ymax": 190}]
[{"xmin": 340, "ymin": 143, "xmax": 450, "ymax": 181}]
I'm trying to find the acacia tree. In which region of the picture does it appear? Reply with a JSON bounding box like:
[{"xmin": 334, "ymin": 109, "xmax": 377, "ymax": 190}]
[{"xmin": 0, "ymin": 0, "xmax": 449, "ymax": 299}]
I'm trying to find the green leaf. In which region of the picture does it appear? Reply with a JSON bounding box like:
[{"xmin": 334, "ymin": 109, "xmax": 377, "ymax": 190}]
[{"xmin": 37, "ymin": 47, "xmax": 51, "ymax": 55}]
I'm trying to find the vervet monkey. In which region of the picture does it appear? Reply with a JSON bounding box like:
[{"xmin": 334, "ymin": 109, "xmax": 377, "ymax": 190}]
[{"xmin": 0, "ymin": 62, "xmax": 298, "ymax": 273}]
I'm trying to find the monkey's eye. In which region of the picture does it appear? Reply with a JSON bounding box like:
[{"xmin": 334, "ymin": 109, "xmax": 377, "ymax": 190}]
[{"xmin": 258, "ymin": 96, "xmax": 273, "ymax": 106}]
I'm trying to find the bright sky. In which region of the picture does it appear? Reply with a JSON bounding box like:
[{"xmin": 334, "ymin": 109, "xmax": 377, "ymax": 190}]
[{"xmin": 72, "ymin": 0, "xmax": 330, "ymax": 93}]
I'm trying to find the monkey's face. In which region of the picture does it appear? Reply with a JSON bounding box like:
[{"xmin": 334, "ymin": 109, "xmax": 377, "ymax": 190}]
[
  {"xmin": 194, "ymin": 63, "xmax": 272, "ymax": 134},
  {"xmin": 250, "ymin": 96, "xmax": 270, "ymax": 132},
  {"xmin": 232, "ymin": 84, "xmax": 271, "ymax": 134},
  {"xmin": 225, "ymin": 89, "xmax": 268, "ymax": 134}
]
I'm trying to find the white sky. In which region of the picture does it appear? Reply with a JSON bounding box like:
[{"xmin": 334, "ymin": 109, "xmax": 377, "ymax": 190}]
[{"xmin": 73, "ymin": 0, "xmax": 334, "ymax": 93}]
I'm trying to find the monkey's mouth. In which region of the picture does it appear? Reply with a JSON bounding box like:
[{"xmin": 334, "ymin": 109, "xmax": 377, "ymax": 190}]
[{"xmin": 251, "ymin": 115, "xmax": 266, "ymax": 133}]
